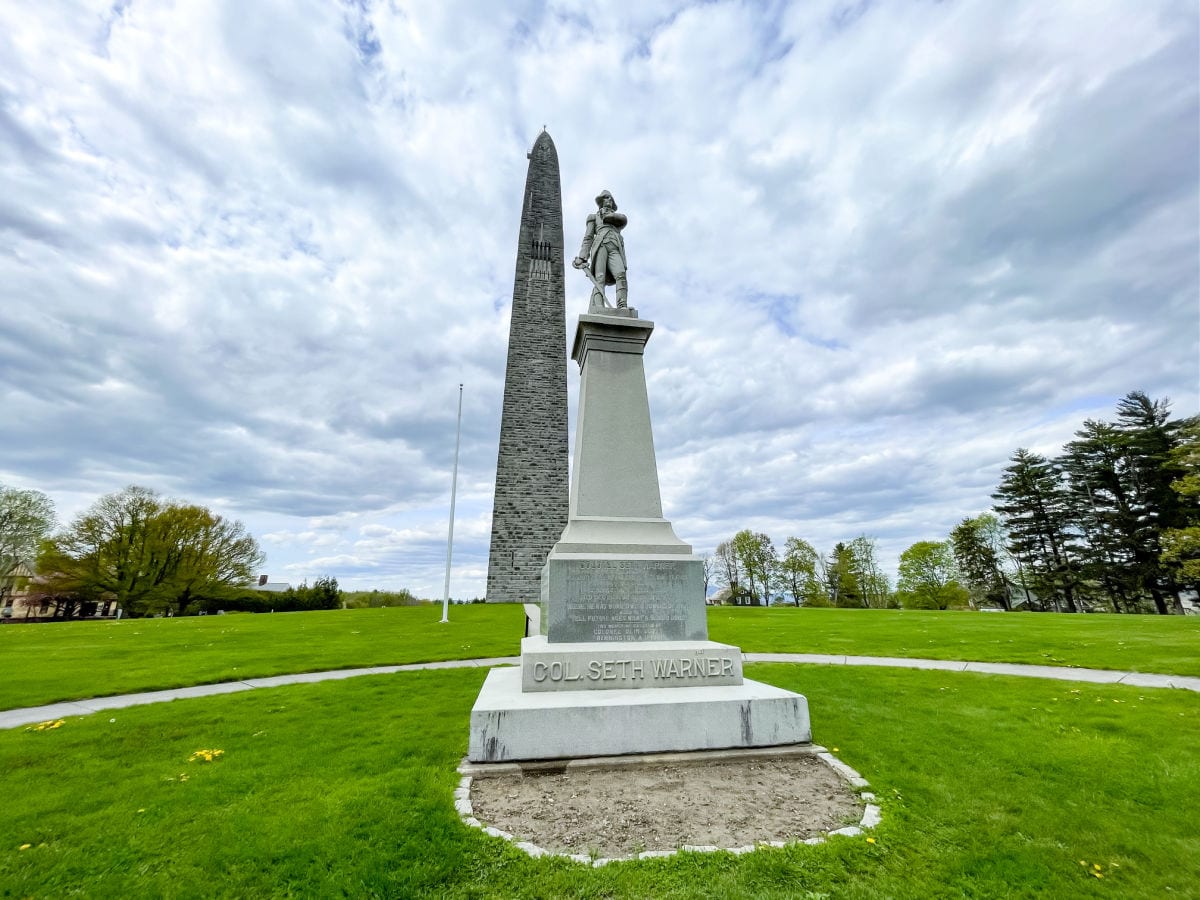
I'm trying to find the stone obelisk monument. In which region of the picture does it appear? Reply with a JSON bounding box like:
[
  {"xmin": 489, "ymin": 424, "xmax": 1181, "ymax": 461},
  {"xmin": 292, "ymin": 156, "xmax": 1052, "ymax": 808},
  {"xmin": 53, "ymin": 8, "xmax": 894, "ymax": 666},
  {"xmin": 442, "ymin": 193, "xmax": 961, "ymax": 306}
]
[
  {"xmin": 485, "ymin": 131, "xmax": 569, "ymax": 604},
  {"xmin": 468, "ymin": 186, "xmax": 811, "ymax": 762}
]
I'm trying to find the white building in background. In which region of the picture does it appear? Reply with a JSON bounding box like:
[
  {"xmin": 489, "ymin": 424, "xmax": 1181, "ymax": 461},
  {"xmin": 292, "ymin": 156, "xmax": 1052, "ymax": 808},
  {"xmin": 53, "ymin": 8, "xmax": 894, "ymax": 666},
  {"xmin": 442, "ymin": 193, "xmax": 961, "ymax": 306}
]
[{"xmin": 253, "ymin": 574, "xmax": 292, "ymax": 593}]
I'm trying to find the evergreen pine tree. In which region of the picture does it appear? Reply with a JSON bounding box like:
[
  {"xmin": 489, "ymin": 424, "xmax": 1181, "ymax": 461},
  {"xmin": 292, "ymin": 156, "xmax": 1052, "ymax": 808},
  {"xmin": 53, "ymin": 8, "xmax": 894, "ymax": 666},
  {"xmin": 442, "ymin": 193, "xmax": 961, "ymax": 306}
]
[{"xmin": 993, "ymin": 449, "xmax": 1082, "ymax": 612}]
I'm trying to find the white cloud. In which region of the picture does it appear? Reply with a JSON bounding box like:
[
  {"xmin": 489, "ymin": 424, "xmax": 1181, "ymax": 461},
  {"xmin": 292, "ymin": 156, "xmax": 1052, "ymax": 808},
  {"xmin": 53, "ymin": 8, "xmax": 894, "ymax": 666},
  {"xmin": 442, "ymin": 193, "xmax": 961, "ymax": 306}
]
[{"xmin": 1, "ymin": 0, "xmax": 1195, "ymax": 595}]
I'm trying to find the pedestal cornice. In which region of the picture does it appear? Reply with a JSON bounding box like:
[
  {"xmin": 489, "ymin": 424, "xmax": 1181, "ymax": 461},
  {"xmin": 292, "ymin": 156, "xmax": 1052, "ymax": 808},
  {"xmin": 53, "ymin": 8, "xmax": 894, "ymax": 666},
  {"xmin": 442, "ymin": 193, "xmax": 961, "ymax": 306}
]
[{"xmin": 572, "ymin": 315, "xmax": 654, "ymax": 370}]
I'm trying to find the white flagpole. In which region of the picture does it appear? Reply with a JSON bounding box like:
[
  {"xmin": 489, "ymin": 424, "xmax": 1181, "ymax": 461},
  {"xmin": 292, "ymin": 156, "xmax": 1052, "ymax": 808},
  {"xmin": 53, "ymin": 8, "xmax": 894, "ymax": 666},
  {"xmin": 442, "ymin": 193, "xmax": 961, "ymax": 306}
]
[{"xmin": 441, "ymin": 383, "xmax": 463, "ymax": 624}]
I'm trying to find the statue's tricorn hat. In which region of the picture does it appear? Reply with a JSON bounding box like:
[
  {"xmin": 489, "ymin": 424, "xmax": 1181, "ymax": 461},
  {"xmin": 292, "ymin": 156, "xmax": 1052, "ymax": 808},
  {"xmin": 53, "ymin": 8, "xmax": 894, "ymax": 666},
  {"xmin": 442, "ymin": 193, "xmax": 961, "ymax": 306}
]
[{"xmin": 595, "ymin": 190, "xmax": 617, "ymax": 211}]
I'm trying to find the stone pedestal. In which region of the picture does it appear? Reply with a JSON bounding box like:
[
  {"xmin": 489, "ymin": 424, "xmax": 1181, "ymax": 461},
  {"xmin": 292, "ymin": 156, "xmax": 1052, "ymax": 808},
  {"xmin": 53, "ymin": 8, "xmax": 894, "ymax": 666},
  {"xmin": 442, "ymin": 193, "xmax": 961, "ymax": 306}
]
[
  {"xmin": 541, "ymin": 314, "xmax": 707, "ymax": 644},
  {"xmin": 468, "ymin": 313, "xmax": 811, "ymax": 762},
  {"xmin": 470, "ymin": 667, "xmax": 811, "ymax": 763}
]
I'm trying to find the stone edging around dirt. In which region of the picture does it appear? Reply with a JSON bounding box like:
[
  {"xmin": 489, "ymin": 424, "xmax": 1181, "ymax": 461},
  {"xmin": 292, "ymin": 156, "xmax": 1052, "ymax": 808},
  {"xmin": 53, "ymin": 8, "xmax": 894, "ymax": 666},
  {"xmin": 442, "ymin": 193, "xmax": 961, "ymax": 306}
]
[{"xmin": 453, "ymin": 744, "xmax": 880, "ymax": 865}]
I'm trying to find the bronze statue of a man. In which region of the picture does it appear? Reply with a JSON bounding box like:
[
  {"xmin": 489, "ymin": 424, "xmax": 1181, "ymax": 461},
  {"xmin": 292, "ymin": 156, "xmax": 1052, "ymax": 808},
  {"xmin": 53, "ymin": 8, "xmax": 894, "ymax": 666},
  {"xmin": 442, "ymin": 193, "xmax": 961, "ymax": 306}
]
[{"xmin": 573, "ymin": 190, "xmax": 629, "ymax": 311}]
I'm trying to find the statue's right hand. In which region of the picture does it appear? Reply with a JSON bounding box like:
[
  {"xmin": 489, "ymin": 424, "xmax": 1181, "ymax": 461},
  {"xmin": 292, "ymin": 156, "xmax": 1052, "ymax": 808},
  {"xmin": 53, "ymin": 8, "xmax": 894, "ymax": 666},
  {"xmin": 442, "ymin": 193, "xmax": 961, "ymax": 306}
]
[{"xmin": 571, "ymin": 257, "xmax": 586, "ymax": 268}]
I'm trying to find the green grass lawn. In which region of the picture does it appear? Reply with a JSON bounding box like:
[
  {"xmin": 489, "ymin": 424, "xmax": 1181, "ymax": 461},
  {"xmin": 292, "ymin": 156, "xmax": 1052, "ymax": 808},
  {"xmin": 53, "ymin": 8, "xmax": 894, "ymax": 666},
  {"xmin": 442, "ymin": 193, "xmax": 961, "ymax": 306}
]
[
  {"xmin": 709, "ymin": 606, "xmax": 1200, "ymax": 677},
  {"xmin": 0, "ymin": 605, "xmax": 526, "ymax": 711},
  {"xmin": 1, "ymin": 665, "xmax": 1196, "ymax": 898},
  {"xmin": 2, "ymin": 605, "xmax": 1198, "ymax": 712}
]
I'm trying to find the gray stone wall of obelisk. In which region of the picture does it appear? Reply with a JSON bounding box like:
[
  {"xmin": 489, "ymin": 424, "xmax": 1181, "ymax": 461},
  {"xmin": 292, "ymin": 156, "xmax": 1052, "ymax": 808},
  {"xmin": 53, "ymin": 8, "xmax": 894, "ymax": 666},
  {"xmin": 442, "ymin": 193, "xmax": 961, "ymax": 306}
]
[{"xmin": 485, "ymin": 132, "xmax": 569, "ymax": 603}]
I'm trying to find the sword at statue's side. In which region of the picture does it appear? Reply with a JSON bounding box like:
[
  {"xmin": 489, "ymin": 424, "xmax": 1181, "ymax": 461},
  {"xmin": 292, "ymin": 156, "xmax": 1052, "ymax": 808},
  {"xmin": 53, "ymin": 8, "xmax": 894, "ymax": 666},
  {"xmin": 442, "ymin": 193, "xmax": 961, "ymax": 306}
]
[{"xmin": 573, "ymin": 255, "xmax": 610, "ymax": 310}]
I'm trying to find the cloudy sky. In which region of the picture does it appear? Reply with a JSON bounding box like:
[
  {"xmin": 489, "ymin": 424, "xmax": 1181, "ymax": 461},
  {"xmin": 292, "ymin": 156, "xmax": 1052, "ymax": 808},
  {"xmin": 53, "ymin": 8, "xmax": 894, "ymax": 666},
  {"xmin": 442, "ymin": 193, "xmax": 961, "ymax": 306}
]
[{"xmin": 2, "ymin": 0, "xmax": 1196, "ymax": 599}]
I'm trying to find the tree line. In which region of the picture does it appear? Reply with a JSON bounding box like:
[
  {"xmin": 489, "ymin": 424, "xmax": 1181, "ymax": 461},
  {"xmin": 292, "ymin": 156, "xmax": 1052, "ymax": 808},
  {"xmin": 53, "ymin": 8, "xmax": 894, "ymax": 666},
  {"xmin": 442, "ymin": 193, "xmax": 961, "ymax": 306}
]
[
  {"xmin": 0, "ymin": 484, "xmax": 341, "ymax": 618},
  {"xmin": 709, "ymin": 532, "xmax": 893, "ymax": 608},
  {"xmin": 342, "ymin": 588, "xmax": 425, "ymax": 608},
  {"xmin": 980, "ymin": 391, "xmax": 1196, "ymax": 614},
  {"xmin": 709, "ymin": 391, "xmax": 1197, "ymax": 614}
]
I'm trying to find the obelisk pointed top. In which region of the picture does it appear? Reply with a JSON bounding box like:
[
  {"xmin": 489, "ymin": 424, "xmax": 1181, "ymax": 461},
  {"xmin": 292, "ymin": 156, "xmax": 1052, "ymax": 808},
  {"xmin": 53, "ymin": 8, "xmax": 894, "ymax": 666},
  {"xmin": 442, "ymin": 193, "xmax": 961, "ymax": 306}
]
[{"xmin": 528, "ymin": 129, "xmax": 556, "ymax": 158}]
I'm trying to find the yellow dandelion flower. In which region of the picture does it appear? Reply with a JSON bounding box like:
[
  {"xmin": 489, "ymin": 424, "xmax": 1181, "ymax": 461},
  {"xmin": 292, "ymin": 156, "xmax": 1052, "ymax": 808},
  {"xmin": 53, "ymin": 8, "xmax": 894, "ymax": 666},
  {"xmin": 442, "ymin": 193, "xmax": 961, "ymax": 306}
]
[
  {"xmin": 1093, "ymin": 872, "xmax": 1103, "ymax": 879},
  {"xmin": 19, "ymin": 844, "xmax": 31, "ymax": 851},
  {"xmin": 866, "ymin": 837, "xmax": 876, "ymax": 844},
  {"xmin": 1093, "ymin": 864, "xmax": 1102, "ymax": 871},
  {"xmin": 832, "ymin": 747, "xmax": 839, "ymax": 752},
  {"xmin": 187, "ymin": 748, "xmax": 225, "ymax": 763}
]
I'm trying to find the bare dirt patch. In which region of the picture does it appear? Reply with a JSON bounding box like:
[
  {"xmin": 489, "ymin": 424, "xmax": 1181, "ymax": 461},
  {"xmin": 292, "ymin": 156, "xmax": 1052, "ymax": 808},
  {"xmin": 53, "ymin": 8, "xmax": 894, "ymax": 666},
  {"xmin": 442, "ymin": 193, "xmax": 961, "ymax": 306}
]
[{"xmin": 468, "ymin": 753, "xmax": 862, "ymax": 858}]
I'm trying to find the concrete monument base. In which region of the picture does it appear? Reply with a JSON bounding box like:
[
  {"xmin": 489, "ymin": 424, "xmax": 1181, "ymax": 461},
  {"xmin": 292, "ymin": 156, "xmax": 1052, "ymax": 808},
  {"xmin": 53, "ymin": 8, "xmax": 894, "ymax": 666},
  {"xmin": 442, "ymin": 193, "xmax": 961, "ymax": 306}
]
[{"xmin": 468, "ymin": 666, "xmax": 811, "ymax": 763}]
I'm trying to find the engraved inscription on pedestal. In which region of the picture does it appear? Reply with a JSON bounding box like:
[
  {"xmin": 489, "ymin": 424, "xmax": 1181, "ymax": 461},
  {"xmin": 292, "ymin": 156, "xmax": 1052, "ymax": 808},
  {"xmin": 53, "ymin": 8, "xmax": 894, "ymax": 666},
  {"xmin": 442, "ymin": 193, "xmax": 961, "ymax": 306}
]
[
  {"xmin": 541, "ymin": 557, "xmax": 705, "ymax": 643},
  {"xmin": 520, "ymin": 636, "xmax": 743, "ymax": 692}
]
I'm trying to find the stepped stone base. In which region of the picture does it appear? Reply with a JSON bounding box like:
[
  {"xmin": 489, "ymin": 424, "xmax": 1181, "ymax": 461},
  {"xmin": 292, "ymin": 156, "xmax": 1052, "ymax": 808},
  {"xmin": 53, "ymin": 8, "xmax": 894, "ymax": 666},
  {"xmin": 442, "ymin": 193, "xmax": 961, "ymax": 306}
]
[{"xmin": 468, "ymin": 666, "xmax": 811, "ymax": 763}]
